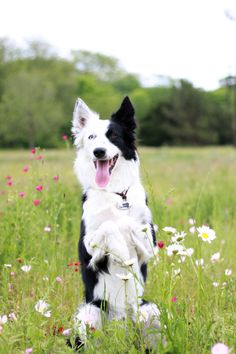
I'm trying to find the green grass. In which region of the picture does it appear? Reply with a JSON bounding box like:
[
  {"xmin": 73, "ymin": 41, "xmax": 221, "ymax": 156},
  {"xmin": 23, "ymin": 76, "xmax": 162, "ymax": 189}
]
[{"xmin": 0, "ymin": 147, "xmax": 236, "ymax": 353}]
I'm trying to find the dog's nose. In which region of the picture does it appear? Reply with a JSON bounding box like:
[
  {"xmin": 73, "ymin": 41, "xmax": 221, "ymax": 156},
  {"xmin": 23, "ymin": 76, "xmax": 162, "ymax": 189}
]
[{"xmin": 93, "ymin": 148, "xmax": 106, "ymax": 159}]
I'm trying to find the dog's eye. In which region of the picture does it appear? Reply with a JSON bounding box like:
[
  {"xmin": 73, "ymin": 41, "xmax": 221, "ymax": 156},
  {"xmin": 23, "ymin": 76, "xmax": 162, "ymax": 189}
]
[
  {"xmin": 110, "ymin": 132, "xmax": 118, "ymax": 139},
  {"xmin": 88, "ymin": 134, "xmax": 96, "ymax": 140}
]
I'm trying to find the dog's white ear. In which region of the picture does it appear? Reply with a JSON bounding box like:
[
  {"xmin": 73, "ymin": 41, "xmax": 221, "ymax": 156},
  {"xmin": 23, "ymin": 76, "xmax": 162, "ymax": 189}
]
[{"xmin": 72, "ymin": 98, "xmax": 98, "ymax": 137}]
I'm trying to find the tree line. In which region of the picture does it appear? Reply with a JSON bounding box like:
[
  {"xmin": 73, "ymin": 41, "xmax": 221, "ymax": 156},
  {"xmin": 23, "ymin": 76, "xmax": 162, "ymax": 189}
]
[{"xmin": 0, "ymin": 38, "xmax": 234, "ymax": 148}]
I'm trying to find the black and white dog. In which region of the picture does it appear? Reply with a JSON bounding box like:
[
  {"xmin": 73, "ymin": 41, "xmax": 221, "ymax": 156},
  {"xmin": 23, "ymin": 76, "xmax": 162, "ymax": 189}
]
[{"xmin": 72, "ymin": 97, "xmax": 160, "ymax": 348}]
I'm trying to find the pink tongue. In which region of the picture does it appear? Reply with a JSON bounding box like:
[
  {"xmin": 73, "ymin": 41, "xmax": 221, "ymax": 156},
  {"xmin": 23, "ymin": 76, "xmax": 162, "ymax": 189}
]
[{"xmin": 95, "ymin": 160, "xmax": 110, "ymax": 187}]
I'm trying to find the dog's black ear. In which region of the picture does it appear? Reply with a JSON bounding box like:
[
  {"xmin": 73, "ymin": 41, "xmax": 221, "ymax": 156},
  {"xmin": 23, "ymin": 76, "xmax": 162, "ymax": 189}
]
[
  {"xmin": 72, "ymin": 98, "xmax": 99, "ymax": 137},
  {"xmin": 111, "ymin": 96, "xmax": 136, "ymax": 131}
]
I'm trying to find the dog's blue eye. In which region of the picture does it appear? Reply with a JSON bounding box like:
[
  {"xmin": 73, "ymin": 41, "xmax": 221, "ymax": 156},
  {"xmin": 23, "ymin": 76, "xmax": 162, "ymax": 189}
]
[{"xmin": 88, "ymin": 134, "xmax": 95, "ymax": 140}]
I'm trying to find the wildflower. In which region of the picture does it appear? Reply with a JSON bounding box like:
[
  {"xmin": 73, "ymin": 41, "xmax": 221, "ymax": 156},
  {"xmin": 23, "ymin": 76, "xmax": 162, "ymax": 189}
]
[
  {"xmin": 62, "ymin": 135, "xmax": 68, "ymax": 140},
  {"xmin": 44, "ymin": 226, "xmax": 51, "ymax": 233},
  {"xmin": 197, "ymin": 225, "xmax": 216, "ymax": 243},
  {"xmin": 19, "ymin": 192, "xmax": 26, "ymax": 198},
  {"xmin": 10, "ymin": 272, "xmax": 15, "ymax": 277},
  {"xmin": 212, "ymin": 282, "xmax": 219, "ymax": 287},
  {"xmin": 25, "ymin": 348, "xmax": 33, "ymax": 354},
  {"xmin": 6, "ymin": 175, "xmax": 12, "ymax": 180},
  {"xmin": 56, "ymin": 276, "xmax": 62, "ymax": 283},
  {"xmin": 35, "ymin": 300, "xmax": 51, "ymax": 318},
  {"xmin": 222, "ymin": 282, "xmax": 227, "ymax": 288},
  {"xmin": 8, "ymin": 313, "xmax": 17, "ymax": 321},
  {"xmin": 22, "ymin": 166, "xmax": 29, "ymax": 172},
  {"xmin": 157, "ymin": 241, "xmax": 165, "ymax": 249},
  {"xmin": 53, "ymin": 175, "xmax": 59, "ymax": 182},
  {"xmin": 43, "ymin": 276, "xmax": 49, "ymax": 281},
  {"xmin": 7, "ymin": 180, "xmax": 13, "ymax": 186},
  {"xmin": 75, "ymin": 267, "xmax": 79, "ymax": 272},
  {"xmin": 31, "ymin": 148, "xmax": 36, "ymax": 154},
  {"xmin": 123, "ymin": 258, "xmax": 136, "ymax": 266},
  {"xmin": 173, "ymin": 268, "xmax": 181, "ymax": 277},
  {"xmin": 171, "ymin": 231, "xmax": 186, "ymax": 243},
  {"xmin": 116, "ymin": 273, "xmax": 133, "ymax": 281},
  {"xmin": 188, "ymin": 218, "xmax": 196, "ymax": 225},
  {"xmin": 189, "ymin": 226, "xmax": 196, "ymax": 234},
  {"xmin": 21, "ymin": 265, "xmax": 31, "ymax": 273},
  {"xmin": 211, "ymin": 343, "xmax": 231, "ymax": 354},
  {"xmin": 166, "ymin": 244, "xmax": 185, "ymax": 257},
  {"xmin": 225, "ymin": 269, "xmax": 232, "ymax": 276},
  {"xmin": 4, "ymin": 264, "xmax": 12, "ymax": 268},
  {"xmin": 195, "ymin": 259, "xmax": 204, "ymax": 267},
  {"xmin": 171, "ymin": 297, "xmax": 177, "ymax": 302},
  {"xmin": 211, "ymin": 252, "xmax": 221, "ymax": 263},
  {"xmin": 36, "ymin": 154, "xmax": 43, "ymax": 160},
  {"xmin": 163, "ymin": 226, "xmax": 176, "ymax": 234},
  {"xmin": 0, "ymin": 315, "xmax": 8, "ymax": 325},
  {"xmin": 166, "ymin": 197, "xmax": 173, "ymax": 205},
  {"xmin": 33, "ymin": 199, "xmax": 40, "ymax": 206},
  {"xmin": 62, "ymin": 328, "xmax": 72, "ymax": 336},
  {"xmin": 36, "ymin": 185, "xmax": 43, "ymax": 192}
]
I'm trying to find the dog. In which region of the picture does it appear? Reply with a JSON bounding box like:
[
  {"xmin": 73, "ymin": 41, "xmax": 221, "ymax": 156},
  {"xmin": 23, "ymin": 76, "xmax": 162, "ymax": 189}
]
[{"xmin": 71, "ymin": 97, "xmax": 161, "ymax": 350}]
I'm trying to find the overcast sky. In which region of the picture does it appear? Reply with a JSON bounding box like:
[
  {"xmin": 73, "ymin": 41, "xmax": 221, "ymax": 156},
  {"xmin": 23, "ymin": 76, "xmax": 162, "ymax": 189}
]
[{"xmin": 0, "ymin": 0, "xmax": 236, "ymax": 90}]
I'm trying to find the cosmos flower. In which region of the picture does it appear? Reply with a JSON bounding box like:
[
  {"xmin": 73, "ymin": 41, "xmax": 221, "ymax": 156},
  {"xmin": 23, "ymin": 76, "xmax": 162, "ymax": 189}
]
[
  {"xmin": 7, "ymin": 180, "xmax": 13, "ymax": 186},
  {"xmin": 22, "ymin": 166, "xmax": 29, "ymax": 172},
  {"xmin": 33, "ymin": 199, "xmax": 40, "ymax": 206},
  {"xmin": 211, "ymin": 343, "xmax": 231, "ymax": 354},
  {"xmin": 53, "ymin": 175, "xmax": 59, "ymax": 182},
  {"xmin": 56, "ymin": 276, "xmax": 62, "ymax": 283},
  {"xmin": 19, "ymin": 192, "xmax": 26, "ymax": 198},
  {"xmin": 36, "ymin": 185, "xmax": 43, "ymax": 192},
  {"xmin": 211, "ymin": 252, "xmax": 221, "ymax": 263},
  {"xmin": 35, "ymin": 300, "xmax": 51, "ymax": 318},
  {"xmin": 21, "ymin": 265, "xmax": 31, "ymax": 273},
  {"xmin": 197, "ymin": 225, "xmax": 216, "ymax": 243},
  {"xmin": 163, "ymin": 226, "xmax": 176, "ymax": 234},
  {"xmin": 31, "ymin": 148, "xmax": 36, "ymax": 154},
  {"xmin": 157, "ymin": 240, "xmax": 165, "ymax": 249},
  {"xmin": 62, "ymin": 135, "xmax": 68, "ymax": 140},
  {"xmin": 25, "ymin": 348, "xmax": 33, "ymax": 354}
]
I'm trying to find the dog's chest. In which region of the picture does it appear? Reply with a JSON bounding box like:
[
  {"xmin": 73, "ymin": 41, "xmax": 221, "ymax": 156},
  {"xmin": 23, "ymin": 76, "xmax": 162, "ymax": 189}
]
[{"xmin": 82, "ymin": 185, "xmax": 149, "ymax": 230}]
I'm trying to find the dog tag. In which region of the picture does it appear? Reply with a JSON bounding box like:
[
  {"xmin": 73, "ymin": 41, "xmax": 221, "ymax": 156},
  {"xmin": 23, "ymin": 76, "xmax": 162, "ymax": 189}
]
[{"xmin": 117, "ymin": 201, "xmax": 131, "ymax": 210}]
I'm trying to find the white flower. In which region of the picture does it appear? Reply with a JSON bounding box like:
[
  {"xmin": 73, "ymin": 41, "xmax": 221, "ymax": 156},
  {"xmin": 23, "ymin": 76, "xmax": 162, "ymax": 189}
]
[
  {"xmin": 0, "ymin": 315, "xmax": 8, "ymax": 325},
  {"xmin": 225, "ymin": 269, "xmax": 232, "ymax": 276},
  {"xmin": 21, "ymin": 265, "xmax": 31, "ymax": 272},
  {"xmin": 173, "ymin": 268, "xmax": 181, "ymax": 277},
  {"xmin": 197, "ymin": 225, "xmax": 216, "ymax": 243},
  {"xmin": 56, "ymin": 276, "xmax": 62, "ymax": 283},
  {"xmin": 4, "ymin": 264, "xmax": 12, "ymax": 268},
  {"xmin": 211, "ymin": 343, "xmax": 231, "ymax": 354},
  {"xmin": 116, "ymin": 273, "xmax": 133, "ymax": 281},
  {"xmin": 171, "ymin": 231, "xmax": 186, "ymax": 243},
  {"xmin": 44, "ymin": 226, "xmax": 51, "ymax": 233},
  {"xmin": 188, "ymin": 218, "xmax": 196, "ymax": 225},
  {"xmin": 212, "ymin": 282, "xmax": 219, "ymax": 287},
  {"xmin": 43, "ymin": 276, "xmax": 49, "ymax": 281},
  {"xmin": 189, "ymin": 226, "xmax": 196, "ymax": 234},
  {"xmin": 166, "ymin": 244, "xmax": 184, "ymax": 257},
  {"xmin": 8, "ymin": 313, "xmax": 17, "ymax": 321},
  {"xmin": 211, "ymin": 252, "xmax": 221, "ymax": 263},
  {"xmin": 123, "ymin": 258, "xmax": 136, "ymax": 266},
  {"xmin": 62, "ymin": 328, "xmax": 72, "ymax": 336},
  {"xmin": 195, "ymin": 259, "xmax": 204, "ymax": 267},
  {"xmin": 35, "ymin": 300, "xmax": 51, "ymax": 317},
  {"xmin": 163, "ymin": 226, "xmax": 176, "ymax": 234}
]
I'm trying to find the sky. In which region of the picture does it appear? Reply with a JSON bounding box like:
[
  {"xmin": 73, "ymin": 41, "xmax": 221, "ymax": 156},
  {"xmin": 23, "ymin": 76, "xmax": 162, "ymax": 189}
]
[{"xmin": 0, "ymin": 0, "xmax": 236, "ymax": 90}]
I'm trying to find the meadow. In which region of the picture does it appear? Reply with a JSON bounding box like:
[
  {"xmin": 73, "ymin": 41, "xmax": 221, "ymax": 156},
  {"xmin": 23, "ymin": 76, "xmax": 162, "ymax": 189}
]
[{"xmin": 0, "ymin": 147, "xmax": 236, "ymax": 354}]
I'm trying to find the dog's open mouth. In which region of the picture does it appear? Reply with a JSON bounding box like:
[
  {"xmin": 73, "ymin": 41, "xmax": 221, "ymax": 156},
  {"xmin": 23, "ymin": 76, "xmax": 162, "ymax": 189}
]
[{"xmin": 94, "ymin": 154, "xmax": 118, "ymax": 188}]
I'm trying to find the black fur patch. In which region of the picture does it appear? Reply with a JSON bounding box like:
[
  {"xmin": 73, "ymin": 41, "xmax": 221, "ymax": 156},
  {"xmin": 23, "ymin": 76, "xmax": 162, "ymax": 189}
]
[
  {"xmin": 106, "ymin": 96, "xmax": 137, "ymax": 161},
  {"xmin": 140, "ymin": 263, "xmax": 147, "ymax": 282}
]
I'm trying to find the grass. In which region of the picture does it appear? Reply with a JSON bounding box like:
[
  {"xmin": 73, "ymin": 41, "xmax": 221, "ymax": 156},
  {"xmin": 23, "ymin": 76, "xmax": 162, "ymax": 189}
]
[{"xmin": 0, "ymin": 146, "xmax": 236, "ymax": 353}]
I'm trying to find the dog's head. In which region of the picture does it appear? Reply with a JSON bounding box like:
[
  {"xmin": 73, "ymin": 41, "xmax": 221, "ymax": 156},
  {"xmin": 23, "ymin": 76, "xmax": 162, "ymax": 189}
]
[{"xmin": 72, "ymin": 97, "xmax": 138, "ymax": 190}]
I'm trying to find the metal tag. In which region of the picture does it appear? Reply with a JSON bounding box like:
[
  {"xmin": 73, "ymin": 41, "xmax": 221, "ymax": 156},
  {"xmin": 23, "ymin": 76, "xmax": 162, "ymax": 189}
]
[{"xmin": 117, "ymin": 201, "xmax": 131, "ymax": 210}]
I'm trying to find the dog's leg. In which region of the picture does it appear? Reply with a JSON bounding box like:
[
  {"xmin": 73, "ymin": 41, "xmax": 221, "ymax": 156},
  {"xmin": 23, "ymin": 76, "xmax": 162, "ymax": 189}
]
[
  {"xmin": 73, "ymin": 303, "xmax": 105, "ymax": 350},
  {"xmin": 84, "ymin": 221, "xmax": 130, "ymax": 269},
  {"xmin": 136, "ymin": 301, "xmax": 161, "ymax": 351}
]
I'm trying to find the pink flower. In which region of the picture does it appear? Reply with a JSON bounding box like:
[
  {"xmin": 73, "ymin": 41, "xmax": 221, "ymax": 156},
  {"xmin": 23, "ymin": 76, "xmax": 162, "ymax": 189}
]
[
  {"xmin": 56, "ymin": 276, "xmax": 62, "ymax": 283},
  {"xmin": 36, "ymin": 185, "xmax": 43, "ymax": 192},
  {"xmin": 33, "ymin": 199, "xmax": 40, "ymax": 206},
  {"xmin": 22, "ymin": 166, "xmax": 29, "ymax": 173},
  {"xmin": 25, "ymin": 348, "xmax": 33, "ymax": 354},
  {"xmin": 62, "ymin": 135, "xmax": 68, "ymax": 141},
  {"xmin": 19, "ymin": 192, "xmax": 26, "ymax": 198},
  {"xmin": 171, "ymin": 297, "xmax": 177, "ymax": 302},
  {"xmin": 36, "ymin": 155, "xmax": 43, "ymax": 160},
  {"xmin": 157, "ymin": 241, "xmax": 165, "ymax": 249},
  {"xmin": 53, "ymin": 175, "xmax": 59, "ymax": 182},
  {"xmin": 6, "ymin": 175, "xmax": 12, "ymax": 180},
  {"xmin": 7, "ymin": 180, "xmax": 13, "ymax": 186},
  {"xmin": 10, "ymin": 272, "xmax": 15, "ymax": 277},
  {"xmin": 211, "ymin": 343, "xmax": 230, "ymax": 354},
  {"xmin": 31, "ymin": 148, "xmax": 36, "ymax": 154}
]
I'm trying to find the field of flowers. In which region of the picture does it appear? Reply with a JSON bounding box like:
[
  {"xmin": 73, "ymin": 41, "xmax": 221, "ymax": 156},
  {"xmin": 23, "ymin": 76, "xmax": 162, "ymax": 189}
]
[{"xmin": 0, "ymin": 147, "xmax": 236, "ymax": 354}]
